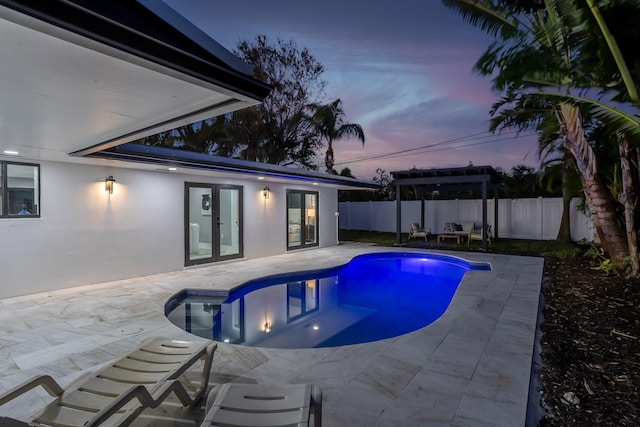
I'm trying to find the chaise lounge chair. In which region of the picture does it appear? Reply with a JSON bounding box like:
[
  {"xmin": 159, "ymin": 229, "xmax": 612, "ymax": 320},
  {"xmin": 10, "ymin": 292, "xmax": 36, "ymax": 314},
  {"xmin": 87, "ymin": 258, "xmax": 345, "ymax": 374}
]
[
  {"xmin": 202, "ymin": 383, "xmax": 322, "ymax": 427},
  {"xmin": 0, "ymin": 337, "xmax": 216, "ymax": 427},
  {"xmin": 409, "ymin": 222, "xmax": 431, "ymax": 242}
]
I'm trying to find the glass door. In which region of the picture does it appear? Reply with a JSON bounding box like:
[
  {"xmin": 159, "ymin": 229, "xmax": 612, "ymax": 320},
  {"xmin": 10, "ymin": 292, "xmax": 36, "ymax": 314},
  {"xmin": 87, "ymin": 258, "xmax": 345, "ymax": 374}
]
[
  {"xmin": 287, "ymin": 190, "xmax": 318, "ymax": 250},
  {"xmin": 287, "ymin": 192, "xmax": 302, "ymax": 248},
  {"xmin": 218, "ymin": 186, "xmax": 242, "ymax": 260},
  {"xmin": 185, "ymin": 183, "xmax": 243, "ymax": 266},
  {"xmin": 304, "ymin": 193, "xmax": 317, "ymax": 245}
]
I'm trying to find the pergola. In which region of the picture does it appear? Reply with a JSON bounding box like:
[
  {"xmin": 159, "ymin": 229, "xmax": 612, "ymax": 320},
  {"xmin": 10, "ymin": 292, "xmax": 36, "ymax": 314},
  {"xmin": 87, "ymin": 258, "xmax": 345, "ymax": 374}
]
[{"xmin": 391, "ymin": 166, "xmax": 502, "ymax": 251}]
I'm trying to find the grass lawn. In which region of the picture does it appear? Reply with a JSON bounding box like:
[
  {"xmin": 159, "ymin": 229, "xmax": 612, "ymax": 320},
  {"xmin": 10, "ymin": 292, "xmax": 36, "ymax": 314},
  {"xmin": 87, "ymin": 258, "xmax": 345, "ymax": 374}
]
[{"xmin": 338, "ymin": 229, "xmax": 582, "ymax": 258}]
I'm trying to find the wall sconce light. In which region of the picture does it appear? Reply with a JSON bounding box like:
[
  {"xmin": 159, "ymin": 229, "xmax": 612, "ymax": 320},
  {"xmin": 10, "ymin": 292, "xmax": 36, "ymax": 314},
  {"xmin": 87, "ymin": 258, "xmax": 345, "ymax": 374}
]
[
  {"xmin": 264, "ymin": 321, "xmax": 272, "ymax": 333},
  {"xmin": 105, "ymin": 176, "xmax": 115, "ymax": 194},
  {"xmin": 263, "ymin": 186, "xmax": 270, "ymax": 199}
]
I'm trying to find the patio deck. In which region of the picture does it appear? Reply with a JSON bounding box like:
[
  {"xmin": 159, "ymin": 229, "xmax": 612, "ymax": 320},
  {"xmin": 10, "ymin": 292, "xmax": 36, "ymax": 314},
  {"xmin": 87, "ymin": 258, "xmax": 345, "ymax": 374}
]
[{"xmin": 0, "ymin": 243, "xmax": 543, "ymax": 426}]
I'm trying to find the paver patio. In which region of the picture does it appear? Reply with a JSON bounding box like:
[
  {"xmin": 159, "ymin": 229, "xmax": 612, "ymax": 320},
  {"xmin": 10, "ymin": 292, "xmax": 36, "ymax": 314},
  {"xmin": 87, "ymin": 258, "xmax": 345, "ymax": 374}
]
[{"xmin": 0, "ymin": 243, "xmax": 543, "ymax": 426}]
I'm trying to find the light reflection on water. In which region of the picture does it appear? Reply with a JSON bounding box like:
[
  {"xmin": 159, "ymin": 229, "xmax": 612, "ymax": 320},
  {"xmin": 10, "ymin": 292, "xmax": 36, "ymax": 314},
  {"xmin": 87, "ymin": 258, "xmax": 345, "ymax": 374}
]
[{"xmin": 165, "ymin": 252, "xmax": 490, "ymax": 348}]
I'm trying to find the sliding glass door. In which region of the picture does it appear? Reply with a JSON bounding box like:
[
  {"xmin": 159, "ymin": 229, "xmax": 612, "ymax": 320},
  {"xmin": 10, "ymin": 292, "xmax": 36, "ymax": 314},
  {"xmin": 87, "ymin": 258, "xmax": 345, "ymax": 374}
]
[
  {"xmin": 185, "ymin": 183, "xmax": 243, "ymax": 265},
  {"xmin": 287, "ymin": 190, "xmax": 318, "ymax": 250}
]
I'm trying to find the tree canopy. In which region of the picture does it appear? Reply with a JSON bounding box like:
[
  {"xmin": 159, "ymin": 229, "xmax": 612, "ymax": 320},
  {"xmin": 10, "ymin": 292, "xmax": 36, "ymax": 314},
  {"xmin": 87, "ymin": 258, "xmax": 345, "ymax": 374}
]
[
  {"xmin": 443, "ymin": 0, "xmax": 640, "ymax": 272},
  {"xmin": 230, "ymin": 35, "xmax": 328, "ymax": 168},
  {"xmin": 137, "ymin": 35, "xmax": 329, "ymax": 169}
]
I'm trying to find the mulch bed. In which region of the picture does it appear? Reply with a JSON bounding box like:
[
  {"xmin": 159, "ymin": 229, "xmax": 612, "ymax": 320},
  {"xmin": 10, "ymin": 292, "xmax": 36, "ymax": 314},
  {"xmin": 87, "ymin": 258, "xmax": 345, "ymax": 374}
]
[{"xmin": 540, "ymin": 257, "xmax": 640, "ymax": 426}]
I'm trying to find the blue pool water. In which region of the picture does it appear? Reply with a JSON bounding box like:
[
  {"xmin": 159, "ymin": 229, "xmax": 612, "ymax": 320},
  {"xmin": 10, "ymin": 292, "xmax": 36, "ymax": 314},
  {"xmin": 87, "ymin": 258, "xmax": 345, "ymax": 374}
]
[{"xmin": 165, "ymin": 252, "xmax": 490, "ymax": 349}]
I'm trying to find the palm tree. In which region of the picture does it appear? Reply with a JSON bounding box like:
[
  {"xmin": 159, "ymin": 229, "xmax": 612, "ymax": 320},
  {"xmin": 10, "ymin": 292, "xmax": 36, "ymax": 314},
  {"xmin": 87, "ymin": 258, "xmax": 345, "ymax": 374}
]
[
  {"xmin": 537, "ymin": 114, "xmax": 581, "ymax": 243},
  {"xmin": 442, "ymin": 0, "xmax": 640, "ymax": 270},
  {"xmin": 309, "ymin": 99, "xmax": 365, "ymax": 174}
]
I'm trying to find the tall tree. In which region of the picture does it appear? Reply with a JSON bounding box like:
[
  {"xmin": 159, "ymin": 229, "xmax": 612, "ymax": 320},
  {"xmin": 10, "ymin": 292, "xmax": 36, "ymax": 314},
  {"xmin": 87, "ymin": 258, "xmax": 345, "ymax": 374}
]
[
  {"xmin": 310, "ymin": 99, "xmax": 365, "ymax": 174},
  {"xmin": 231, "ymin": 35, "xmax": 327, "ymax": 168},
  {"xmin": 443, "ymin": 0, "xmax": 640, "ymax": 270},
  {"xmin": 137, "ymin": 35, "xmax": 328, "ymax": 169},
  {"xmin": 489, "ymin": 92, "xmax": 582, "ymax": 240},
  {"xmin": 537, "ymin": 117, "xmax": 582, "ymax": 243}
]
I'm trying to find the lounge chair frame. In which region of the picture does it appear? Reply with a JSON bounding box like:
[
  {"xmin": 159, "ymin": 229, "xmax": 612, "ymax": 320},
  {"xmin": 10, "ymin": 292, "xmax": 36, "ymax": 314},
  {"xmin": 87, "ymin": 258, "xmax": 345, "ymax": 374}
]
[
  {"xmin": 202, "ymin": 383, "xmax": 322, "ymax": 427},
  {"xmin": 0, "ymin": 337, "xmax": 216, "ymax": 427}
]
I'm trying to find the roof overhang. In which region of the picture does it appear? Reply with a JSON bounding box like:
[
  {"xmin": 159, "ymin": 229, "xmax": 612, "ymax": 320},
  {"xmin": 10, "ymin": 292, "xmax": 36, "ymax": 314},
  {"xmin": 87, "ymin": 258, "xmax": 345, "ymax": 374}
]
[
  {"xmin": 0, "ymin": 0, "xmax": 374, "ymax": 190},
  {"xmin": 0, "ymin": 0, "xmax": 271, "ymax": 163}
]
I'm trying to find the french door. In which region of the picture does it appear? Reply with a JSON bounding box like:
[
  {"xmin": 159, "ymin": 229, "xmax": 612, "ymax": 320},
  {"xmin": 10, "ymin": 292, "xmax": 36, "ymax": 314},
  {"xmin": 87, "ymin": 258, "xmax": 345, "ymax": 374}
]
[{"xmin": 185, "ymin": 183, "xmax": 243, "ymax": 266}]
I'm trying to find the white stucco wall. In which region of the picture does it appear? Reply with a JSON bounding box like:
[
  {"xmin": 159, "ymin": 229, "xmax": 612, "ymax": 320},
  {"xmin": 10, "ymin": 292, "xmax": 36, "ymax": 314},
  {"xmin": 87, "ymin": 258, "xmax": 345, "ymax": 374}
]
[{"xmin": 0, "ymin": 160, "xmax": 340, "ymax": 298}]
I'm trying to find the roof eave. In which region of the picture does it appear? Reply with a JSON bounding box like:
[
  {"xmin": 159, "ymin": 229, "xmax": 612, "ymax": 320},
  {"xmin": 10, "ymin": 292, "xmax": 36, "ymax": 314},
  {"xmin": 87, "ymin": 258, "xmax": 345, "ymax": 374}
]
[{"xmin": 90, "ymin": 144, "xmax": 379, "ymax": 189}]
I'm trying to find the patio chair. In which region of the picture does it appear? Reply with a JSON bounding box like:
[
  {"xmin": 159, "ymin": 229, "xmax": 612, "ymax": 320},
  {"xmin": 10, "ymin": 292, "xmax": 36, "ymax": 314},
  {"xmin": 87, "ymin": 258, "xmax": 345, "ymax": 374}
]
[
  {"xmin": 0, "ymin": 337, "xmax": 216, "ymax": 427},
  {"xmin": 202, "ymin": 383, "xmax": 322, "ymax": 427},
  {"xmin": 468, "ymin": 224, "xmax": 492, "ymax": 245},
  {"xmin": 409, "ymin": 222, "xmax": 431, "ymax": 242}
]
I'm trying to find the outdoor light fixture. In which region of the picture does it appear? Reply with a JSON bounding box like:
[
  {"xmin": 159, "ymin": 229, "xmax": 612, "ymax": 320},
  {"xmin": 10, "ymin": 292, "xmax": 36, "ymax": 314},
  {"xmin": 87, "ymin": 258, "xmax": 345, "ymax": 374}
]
[
  {"xmin": 264, "ymin": 321, "xmax": 272, "ymax": 333},
  {"xmin": 105, "ymin": 176, "xmax": 115, "ymax": 194},
  {"xmin": 263, "ymin": 186, "xmax": 270, "ymax": 199}
]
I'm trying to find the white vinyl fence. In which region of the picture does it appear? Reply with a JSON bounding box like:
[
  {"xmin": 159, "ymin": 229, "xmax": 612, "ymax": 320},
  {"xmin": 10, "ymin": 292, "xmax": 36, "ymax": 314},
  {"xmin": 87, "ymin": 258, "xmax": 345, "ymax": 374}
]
[{"xmin": 338, "ymin": 197, "xmax": 594, "ymax": 242}]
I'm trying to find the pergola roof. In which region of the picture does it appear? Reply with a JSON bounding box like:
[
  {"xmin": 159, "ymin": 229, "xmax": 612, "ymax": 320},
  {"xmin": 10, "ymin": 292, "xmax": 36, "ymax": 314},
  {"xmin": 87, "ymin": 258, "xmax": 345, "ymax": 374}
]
[{"xmin": 391, "ymin": 166, "xmax": 502, "ymax": 191}]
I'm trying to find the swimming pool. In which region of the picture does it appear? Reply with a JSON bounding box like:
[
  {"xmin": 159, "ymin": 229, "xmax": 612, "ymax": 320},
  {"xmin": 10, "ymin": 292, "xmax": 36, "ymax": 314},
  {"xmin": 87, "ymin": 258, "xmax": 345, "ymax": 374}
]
[{"xmin": 165, "ymin": 252, "xmax": 491, "ymax": 348}]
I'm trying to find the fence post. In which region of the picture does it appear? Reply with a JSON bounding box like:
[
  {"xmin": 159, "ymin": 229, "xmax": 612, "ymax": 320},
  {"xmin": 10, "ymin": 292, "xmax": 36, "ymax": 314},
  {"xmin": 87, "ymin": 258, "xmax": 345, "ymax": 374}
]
[{"xmin": 539, "ymin": 196, "xmax": 544, "ymax": 240}]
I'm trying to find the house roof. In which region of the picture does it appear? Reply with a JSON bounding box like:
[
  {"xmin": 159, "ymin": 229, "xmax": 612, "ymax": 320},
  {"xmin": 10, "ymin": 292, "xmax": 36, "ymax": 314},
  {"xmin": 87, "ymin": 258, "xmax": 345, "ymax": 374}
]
[
  {"xmin": 93, "ymin": 143, "xmax": 378, "ymax": 189},
  {"xmin": 0, "ymin": 0, "xmax": 374, "ymax": 189},
  {"xmin": 0, "ymin": 0, "xmax": 270, "ymax": 162}
]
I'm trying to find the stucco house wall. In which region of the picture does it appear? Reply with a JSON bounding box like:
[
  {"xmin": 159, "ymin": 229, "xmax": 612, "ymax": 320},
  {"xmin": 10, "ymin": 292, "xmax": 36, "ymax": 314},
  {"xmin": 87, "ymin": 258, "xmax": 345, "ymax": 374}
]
[{"xmin": 0, "ymin": 161, "xmax": 339, "ymax": 298}]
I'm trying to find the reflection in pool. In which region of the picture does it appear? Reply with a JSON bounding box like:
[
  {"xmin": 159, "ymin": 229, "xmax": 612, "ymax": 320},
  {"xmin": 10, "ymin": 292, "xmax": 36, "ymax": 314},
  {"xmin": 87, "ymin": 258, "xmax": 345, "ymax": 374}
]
[{"xmin": 165, "ymin": 252, "xmax": 491, "ymax": 349}]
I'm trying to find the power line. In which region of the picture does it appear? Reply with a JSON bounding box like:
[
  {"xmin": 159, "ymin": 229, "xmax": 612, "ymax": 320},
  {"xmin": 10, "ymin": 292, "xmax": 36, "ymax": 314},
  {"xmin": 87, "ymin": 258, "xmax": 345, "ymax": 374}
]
[
  {"xmin": 334, "ymin": 129, "xmax": 524, "ymax": 165},
  {"xmin": 335, "ymin": 129, "xmax": 498, "ymax": 165},
  {"xmin": 335, "ymin": 130, "xmax": 537, "ymax": 166}
]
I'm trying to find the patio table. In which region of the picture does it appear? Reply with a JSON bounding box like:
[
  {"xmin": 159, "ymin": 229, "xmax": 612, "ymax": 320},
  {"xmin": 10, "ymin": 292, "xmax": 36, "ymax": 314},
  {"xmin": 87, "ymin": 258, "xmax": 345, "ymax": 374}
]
[{"xmin": 437, "ymin": 233, "xmax": 466, "ymax": 244}]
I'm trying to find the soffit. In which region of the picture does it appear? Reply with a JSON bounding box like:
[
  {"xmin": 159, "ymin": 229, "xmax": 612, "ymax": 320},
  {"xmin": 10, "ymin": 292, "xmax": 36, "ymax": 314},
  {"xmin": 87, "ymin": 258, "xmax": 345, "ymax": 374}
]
[{"xmin": 0, "ymin": 5, "xmax": 258, "ymax": 163}]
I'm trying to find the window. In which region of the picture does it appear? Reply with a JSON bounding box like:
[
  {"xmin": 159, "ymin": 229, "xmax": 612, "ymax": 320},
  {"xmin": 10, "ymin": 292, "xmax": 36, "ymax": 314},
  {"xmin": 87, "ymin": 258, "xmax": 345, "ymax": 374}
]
[
  {"xmin": 0, "ymin": 162, "xmax": 40, "ymax": 218},
  {"xmin": 287, "ymin": 190, "xmax": 318, "ymax": 249}
]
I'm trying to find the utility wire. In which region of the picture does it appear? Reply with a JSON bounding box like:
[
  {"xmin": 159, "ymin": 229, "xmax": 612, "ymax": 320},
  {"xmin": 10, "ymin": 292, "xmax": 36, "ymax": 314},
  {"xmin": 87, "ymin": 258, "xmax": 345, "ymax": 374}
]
[
  {"xmin": 334, "ymin": 129, "xmax": 523, "ymax": 165},
  {"xmin": 335, "ymin": 130, "xmax": 537, "ymax": 166}
]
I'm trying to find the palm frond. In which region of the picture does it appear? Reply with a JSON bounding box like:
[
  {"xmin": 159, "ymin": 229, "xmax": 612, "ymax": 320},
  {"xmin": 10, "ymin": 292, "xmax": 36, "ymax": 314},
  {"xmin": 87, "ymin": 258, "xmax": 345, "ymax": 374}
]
[
  {"xmin": 336, "ymin": 124, "xmax": 365, "ymax": 144},
  {"xmin": 521, "ymin": 86, "xmax": 640, "ymax": 138},
  {"xmin": 583, "ymin": 0, "xmax": 639, "ymax": 102},
  {"xmin": 441, "ymin": 0, "xmax": 523, "ymax": 37}
]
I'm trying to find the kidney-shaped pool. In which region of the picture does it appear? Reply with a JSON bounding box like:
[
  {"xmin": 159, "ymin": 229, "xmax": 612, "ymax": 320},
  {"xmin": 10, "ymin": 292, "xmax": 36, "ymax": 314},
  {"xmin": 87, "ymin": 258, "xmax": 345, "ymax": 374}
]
[{"xmin": 165, "ymin": 252, "xmax": 491, "ymax": 348}]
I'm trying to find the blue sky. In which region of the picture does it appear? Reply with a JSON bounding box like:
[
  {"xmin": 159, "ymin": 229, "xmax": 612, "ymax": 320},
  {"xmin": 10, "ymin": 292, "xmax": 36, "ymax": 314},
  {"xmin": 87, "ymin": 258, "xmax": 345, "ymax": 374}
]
[{"xmin": 164, "ymin": 0, "xmax": 540, "ymax": 179}]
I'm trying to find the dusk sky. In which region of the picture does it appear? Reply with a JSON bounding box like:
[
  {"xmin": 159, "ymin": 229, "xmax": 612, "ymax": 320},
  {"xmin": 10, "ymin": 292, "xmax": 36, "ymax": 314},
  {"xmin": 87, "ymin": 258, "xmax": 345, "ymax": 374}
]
[{"xmin": 164, "ymin": 0, "xmax": 540, "ymax": 179}]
